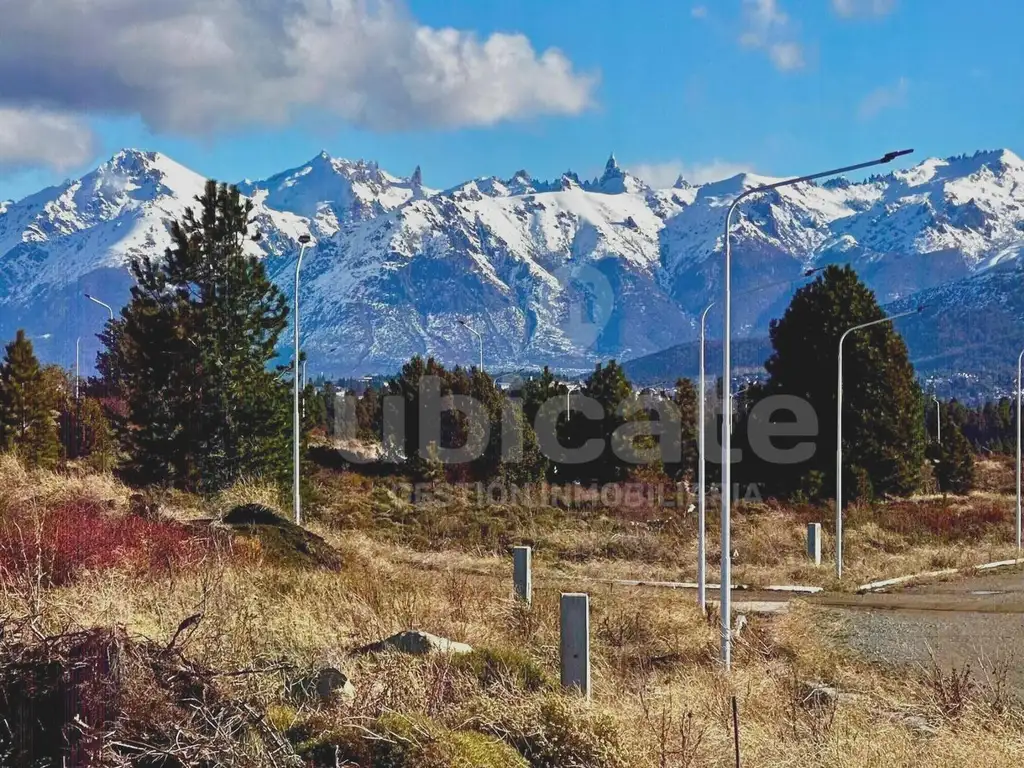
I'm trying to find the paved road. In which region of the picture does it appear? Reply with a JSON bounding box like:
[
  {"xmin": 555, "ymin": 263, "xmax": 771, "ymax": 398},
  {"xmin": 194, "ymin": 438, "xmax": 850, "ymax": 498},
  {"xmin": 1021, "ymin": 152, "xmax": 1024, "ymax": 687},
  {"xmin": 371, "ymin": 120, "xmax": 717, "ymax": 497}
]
[{"xmin": 812, "ymin": 567, "xmax": 1024, "ymax": 694}]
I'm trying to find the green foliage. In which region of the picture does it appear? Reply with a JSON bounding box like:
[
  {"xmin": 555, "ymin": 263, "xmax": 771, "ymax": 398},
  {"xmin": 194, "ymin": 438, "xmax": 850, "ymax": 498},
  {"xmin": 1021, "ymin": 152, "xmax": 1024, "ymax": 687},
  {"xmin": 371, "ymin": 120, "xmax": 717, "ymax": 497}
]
[
  {"xmin": 560, "ymin": 360, "xmax": 634, "ymax": 482},
  {"xmin": 78, "ymin": 397, "xmax": 115, "ymax": 471},
  {"xmin": 475, "ymin": 694, "xmax": 628, "ymax": 768},
  {"xmin": 667, "ymin": 377, "xmax": 698, "ymax": 480},
  {"xmin": 288, "ymin": 712, "xmax": 528, "ymax": 768},
  {"xmin": 933, "ymin": 411, "xmax": 975, "ymax": 495},
  {"xmin": 386, "ymin": 356, "xmax": 546, "ymax": 482},
  {"xmin": 451, "ymin": 647, "xmax": 552, "ymax": 692},
  {"xmin": 930, "ymin": 396, "xmax": 1015, "ymax": 455},
  {"xmin": 99, "ymin": 181, "xmax": 292, "ymax": 492},
  {"xmin": 0, "ymin": 330, "xmax": 59, "ymax": 468},
  {"xmin": 760, "ymin": 265, "xmax": 925, "ymax": 500}
]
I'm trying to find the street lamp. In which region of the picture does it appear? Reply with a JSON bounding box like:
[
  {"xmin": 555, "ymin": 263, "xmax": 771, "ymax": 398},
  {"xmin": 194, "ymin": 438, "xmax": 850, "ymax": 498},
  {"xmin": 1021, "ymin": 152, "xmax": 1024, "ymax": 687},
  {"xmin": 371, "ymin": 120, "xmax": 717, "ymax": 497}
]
[
  {"xmin": 932, "ymin": 395, "xmax": 941, "ymax": 444},
  {"xmin": 565, "ymin": 383, "xmax": 581, "ymax": 422},
  {"xmin": 84, "ymin": 293, "xmax": 115, "ymax": 321},
  {"xmin": 294, "ymin": 234, "xmax": 313, "ymax": 526},
  {"xmin": 719, "ymin": 148, "xmax": 912, "ymax": 669},
  {"xmin": 696, "ymin": 267, "xmax": 823, "ymax": 614},
  {"xmin": 458, "ymin": 319, "xmax": 484, "ymax": 373},
  {"xmin": 1016, "ymin": 348, "xmax": 1023, "ymax": 555},
  {"xmin": 835, "ymin": 306, "xmax": 922, "ymax": 579}
]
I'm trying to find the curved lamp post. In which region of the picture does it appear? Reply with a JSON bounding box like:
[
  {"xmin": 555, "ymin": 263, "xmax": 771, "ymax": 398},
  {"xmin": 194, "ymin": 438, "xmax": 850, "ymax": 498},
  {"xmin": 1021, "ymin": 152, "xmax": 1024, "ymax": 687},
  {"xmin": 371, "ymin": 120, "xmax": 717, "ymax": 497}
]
[
  {"xmin": 1017, "ymin": 348, "xmax": 1024, "ymax": 555},
  {"xmin": 719, "ymin": 148, "xmax": 913, "ymax": 669},
  {"xmin": 294, "ymin": 234, "xmax": 313, "ymax": 526},
  {"xmin": 835, "ymin": 306, "xmax": 922, "ymax": 579},
  {"xmin": 696, "ymin": 267, "xmax": 822, "ymax": 614},
  {"xmin": 458, "ymin": 319, "xmax": 484, "ymax": 373}
]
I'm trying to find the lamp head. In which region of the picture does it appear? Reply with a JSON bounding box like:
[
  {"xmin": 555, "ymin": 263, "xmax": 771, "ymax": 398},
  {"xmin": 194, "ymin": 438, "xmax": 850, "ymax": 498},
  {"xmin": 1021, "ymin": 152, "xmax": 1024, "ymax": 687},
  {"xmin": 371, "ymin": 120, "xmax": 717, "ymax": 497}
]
[
  {"xmin": 298, "ymin": 234, "xmax": 312, "ymax": 245},
  {"xmin": 84, "ymin": 293, "xmax": 92, "ymax": 299},
  {"xmin": 881, "ymin": 149, "xmax": 914, "ymax": 163}
]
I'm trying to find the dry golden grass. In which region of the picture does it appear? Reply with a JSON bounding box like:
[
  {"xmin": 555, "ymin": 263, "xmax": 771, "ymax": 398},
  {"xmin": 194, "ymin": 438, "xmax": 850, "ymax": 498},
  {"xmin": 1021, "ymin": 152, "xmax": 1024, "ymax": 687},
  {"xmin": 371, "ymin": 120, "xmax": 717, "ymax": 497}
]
[{"xmin": 2, "ymin": 456, "xmax": 1024, "ymax": 765}]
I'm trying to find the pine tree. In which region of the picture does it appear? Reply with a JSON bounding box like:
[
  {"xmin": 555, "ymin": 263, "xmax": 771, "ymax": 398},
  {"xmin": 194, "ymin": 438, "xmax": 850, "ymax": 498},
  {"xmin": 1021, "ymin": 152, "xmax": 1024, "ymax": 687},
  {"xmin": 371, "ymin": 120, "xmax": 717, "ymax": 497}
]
[
  {"xmin": 561, "ymin": 360, "xmax": 633, "ymax": 482},
  {"xmin": 934, "ymin": 413, "xmax": 975, "ymax": 495},
  {"xmin": 670, "ymin": 377, "xmax": 698, "ymax": 480},
  {"xmin": 0, "ymin": 330, "xmax": 59, "ymax": 468},
  {"xmin": 99, "ymin": 182, "xmax": 291, "ymax": 491},
  {"xmin": 762, "ymin": 265, "xmax": 925, "ymax": 499}
]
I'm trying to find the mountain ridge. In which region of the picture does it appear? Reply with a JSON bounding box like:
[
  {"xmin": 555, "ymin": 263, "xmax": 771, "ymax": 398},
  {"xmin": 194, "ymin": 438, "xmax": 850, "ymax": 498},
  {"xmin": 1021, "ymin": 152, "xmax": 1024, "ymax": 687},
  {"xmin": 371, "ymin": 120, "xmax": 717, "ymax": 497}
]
[{"xmin": 1, "ymin": 146, "xmax": 1022, "ymax": 383}]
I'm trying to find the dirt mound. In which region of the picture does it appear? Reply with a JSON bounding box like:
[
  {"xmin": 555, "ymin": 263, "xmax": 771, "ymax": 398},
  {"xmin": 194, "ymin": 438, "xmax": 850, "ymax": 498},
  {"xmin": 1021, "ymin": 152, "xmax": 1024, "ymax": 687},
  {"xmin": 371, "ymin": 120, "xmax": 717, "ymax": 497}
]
[{"xmin": 222, "ymin": 504, "xmax": 343, "ymax": 570}]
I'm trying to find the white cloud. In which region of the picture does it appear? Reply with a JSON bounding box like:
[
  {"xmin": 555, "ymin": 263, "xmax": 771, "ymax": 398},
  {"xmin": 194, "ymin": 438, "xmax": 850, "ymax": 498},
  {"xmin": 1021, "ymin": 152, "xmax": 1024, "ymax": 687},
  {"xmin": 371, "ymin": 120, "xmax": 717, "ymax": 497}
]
[
  {"xmin": 857, "ymin": 77, "xmax": 909, "ymax": 120},
  {"xmin": 629, "ymin": 159, "xmax": 755, "ymax": 188},
  {"xmin": 738, "ymin": 0, "xmax": 804, "ymax": 72},
  {"xmin": 0, "ymin": 0, "xmax": 597, "ymax": 145},
  {"xmin": 832, "ymin": 0, "xmax": 896, "ymax": 17},
  {"xmin": 691, "ymin": 6, "xmax": 708, "ymax": 19},
  {"xmin": 0, "ymin": 108, "xmax": 96, "ymax": 172}
]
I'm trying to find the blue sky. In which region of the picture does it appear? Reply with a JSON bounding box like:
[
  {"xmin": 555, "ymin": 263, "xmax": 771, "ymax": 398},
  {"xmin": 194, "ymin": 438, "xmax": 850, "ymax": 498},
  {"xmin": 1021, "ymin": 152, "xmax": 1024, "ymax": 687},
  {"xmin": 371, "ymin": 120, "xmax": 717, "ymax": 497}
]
[{"xmin": 1, "ymin": 0, "xmax": 1022, "ymax": 201}]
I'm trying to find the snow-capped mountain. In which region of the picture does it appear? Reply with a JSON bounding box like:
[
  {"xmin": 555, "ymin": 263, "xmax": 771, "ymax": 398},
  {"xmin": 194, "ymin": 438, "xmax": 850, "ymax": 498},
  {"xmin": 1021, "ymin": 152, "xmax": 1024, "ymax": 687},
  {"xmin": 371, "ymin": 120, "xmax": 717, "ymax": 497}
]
[
  {"xmin": 237, "ymin": 152, "xmax": 434, "ymax": 236},
  {"xmin": 2, "ymin": 147, "xmax": 1024, "ymax": 380}
]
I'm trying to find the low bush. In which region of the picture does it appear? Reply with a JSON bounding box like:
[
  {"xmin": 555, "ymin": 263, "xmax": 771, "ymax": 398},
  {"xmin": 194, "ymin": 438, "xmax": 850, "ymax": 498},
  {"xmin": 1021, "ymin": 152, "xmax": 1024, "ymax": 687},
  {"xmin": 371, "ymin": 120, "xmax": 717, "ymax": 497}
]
[
  {"xmin": 0, "ymin": 500, "xmax": 208, "ymax": 587},
  {"xmin": 288, "ymin": 712, "xmax": 527, "ymax": 768},
  {"xmin": 474, "ymin": 693, "xmax": 629, "ymax": 768},
  {"xmin": 452, "ymin": 647, "xmax": 552, "ymax": 692}
]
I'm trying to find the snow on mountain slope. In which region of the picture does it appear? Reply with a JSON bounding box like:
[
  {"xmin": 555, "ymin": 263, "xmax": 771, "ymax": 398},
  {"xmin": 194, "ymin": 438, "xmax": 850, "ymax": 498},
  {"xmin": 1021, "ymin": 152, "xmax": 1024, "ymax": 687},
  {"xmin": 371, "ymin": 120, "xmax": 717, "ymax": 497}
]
[
  {"xmin": 238, "ymin": 152, "xmax": 434, "ymax": 236},
  {"xmin": 0, "ymin": 149, "xmax": 312, "ymax": 303},
  {"xmin": 267, "ymin": 169, "xmax": 692, "ymax": 372},
  {"xmin": 4, "ymin": 147, "xmax": 1024, "ymax": 377}
]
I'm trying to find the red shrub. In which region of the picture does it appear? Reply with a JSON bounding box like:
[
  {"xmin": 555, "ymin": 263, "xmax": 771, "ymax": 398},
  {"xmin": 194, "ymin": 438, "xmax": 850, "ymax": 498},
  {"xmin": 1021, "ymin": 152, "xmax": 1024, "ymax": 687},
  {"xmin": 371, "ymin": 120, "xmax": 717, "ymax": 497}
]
[
  {"xmin": 0, "ymin": 501, "xmax": 210, "ymax": 587},
  {"xmin": 847, "ymin": 497, "xmax": 1010, "ymax": 544}
]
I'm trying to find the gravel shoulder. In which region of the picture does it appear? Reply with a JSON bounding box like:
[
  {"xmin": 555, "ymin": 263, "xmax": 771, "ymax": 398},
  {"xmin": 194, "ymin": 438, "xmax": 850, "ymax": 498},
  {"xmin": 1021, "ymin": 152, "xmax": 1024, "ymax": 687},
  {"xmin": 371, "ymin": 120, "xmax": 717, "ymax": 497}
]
[{"xmin": 823, "ymin": 565, "xmax": 1024, "ymax": 694}]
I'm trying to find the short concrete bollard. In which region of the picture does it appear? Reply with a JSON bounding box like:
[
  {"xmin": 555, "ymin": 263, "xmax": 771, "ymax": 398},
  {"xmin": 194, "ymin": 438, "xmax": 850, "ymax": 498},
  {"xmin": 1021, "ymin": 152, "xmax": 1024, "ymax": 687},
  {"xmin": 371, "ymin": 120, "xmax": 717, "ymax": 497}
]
[
  {"xmin": 513, "ymin": 546, "xmax": 532, "ymax": 604},
  {"xmin": 807, "ymin": 523, "xmax": 822, "ymax": 566},
  {"xmin": 560, "ymin": 593, "xmax": 590, "ymax": 699}
]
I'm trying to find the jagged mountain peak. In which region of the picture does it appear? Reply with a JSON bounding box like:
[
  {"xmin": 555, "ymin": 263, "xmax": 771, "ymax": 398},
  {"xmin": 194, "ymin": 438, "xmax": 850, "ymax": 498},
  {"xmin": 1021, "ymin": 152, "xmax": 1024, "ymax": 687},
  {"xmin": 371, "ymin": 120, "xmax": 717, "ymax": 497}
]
[
  {"xmin": 237, "ymin": 151, "xmax": 431, "ymax": 229},
  {"xmin": 594, "ymin": 151, "xmax": 647, "ymax": 194}
]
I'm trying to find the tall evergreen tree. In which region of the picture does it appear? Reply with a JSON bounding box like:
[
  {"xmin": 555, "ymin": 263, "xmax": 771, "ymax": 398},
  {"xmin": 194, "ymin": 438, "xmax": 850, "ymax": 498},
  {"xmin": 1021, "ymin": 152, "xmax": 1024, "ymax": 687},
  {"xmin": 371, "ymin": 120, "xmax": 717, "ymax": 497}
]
[
  {"xmin": 669, "ymin": 377, "xmax": 698, "ymax": 479},
  {"xmin": 560, "ymin": 360, "xmax": 634, "ymax": 482},
  {"xmin": 99, "ymin": 181, "xmax": 292, "ymax": 491},
  {"xmin": 0, "ymin": 330, "xmax": 59, "ymax": 468},
  {"xmin": 934, "ymin": 412, "xmax": 975, "ymax": 495},
  {"xmin": 761, "ymin": 265, "xmax": 925, "ymax": 499}
]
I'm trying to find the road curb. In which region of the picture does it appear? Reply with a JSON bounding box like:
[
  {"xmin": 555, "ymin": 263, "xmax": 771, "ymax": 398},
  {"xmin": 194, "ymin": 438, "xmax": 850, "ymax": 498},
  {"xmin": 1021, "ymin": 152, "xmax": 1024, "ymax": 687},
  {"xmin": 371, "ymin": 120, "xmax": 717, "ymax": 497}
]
[{"xmin": 856, "ymin": 558, "xmax": 1024, "ymax": 594}]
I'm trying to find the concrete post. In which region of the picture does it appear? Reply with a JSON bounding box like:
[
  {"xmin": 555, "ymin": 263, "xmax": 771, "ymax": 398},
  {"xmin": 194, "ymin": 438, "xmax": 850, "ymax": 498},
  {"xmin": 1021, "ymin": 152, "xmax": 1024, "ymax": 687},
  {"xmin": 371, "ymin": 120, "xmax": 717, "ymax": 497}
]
[
  {"xmin": 807, "ymin": 523, "xmax": 822, "ymax": 566},
  {"xmin": 513, "ymin": 546, "xmax": 532, "ymax": 604},
  {"xmin": 560, "ymin": 593, "xmax": 590, "ymax": 699}
]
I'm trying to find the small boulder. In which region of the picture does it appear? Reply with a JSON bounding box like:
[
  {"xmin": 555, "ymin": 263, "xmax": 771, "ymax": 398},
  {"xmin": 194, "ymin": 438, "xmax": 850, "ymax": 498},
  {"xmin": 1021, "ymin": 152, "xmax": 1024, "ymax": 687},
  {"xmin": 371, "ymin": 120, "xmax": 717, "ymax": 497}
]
[
  {"xmin": 352, "ymin": 630, "xmax": 473, "ymax": 657},
  {"xmin": 315, "ymin": 667, "xmax": 355, "ymax": 703}
]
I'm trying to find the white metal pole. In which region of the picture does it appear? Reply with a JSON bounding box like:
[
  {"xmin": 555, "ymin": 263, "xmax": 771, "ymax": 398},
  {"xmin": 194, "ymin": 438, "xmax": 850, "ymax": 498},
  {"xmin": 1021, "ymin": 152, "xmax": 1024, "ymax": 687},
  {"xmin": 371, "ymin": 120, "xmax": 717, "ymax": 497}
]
[
  {"xmin": 294, "ymin": 237, "xmax": 311, "ymax": 526},
  {"xmin": 933, "ymin": 395, "xmax": 941, "ymax": 444},
  {"xmin": 459, "ymin": 320, "xmax": 484, "ymax": 373},
  {"xmin": 721, "ymin": 149, "xmax": 912, "ymax": 666},
  {"xmin": 836, "ymin": 309, "xmax": 919, "ymax": 579},
  {"xmin": 75, "ymin": 337, "xmax": 80, "ymax": 401},
  {"xmin": 698, "ymin": 301, "xmax": 713, "ymax": 614},
  {"xmin": 1017, "ymin": 349, "xmax": 1023, "ymax": 555}
]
